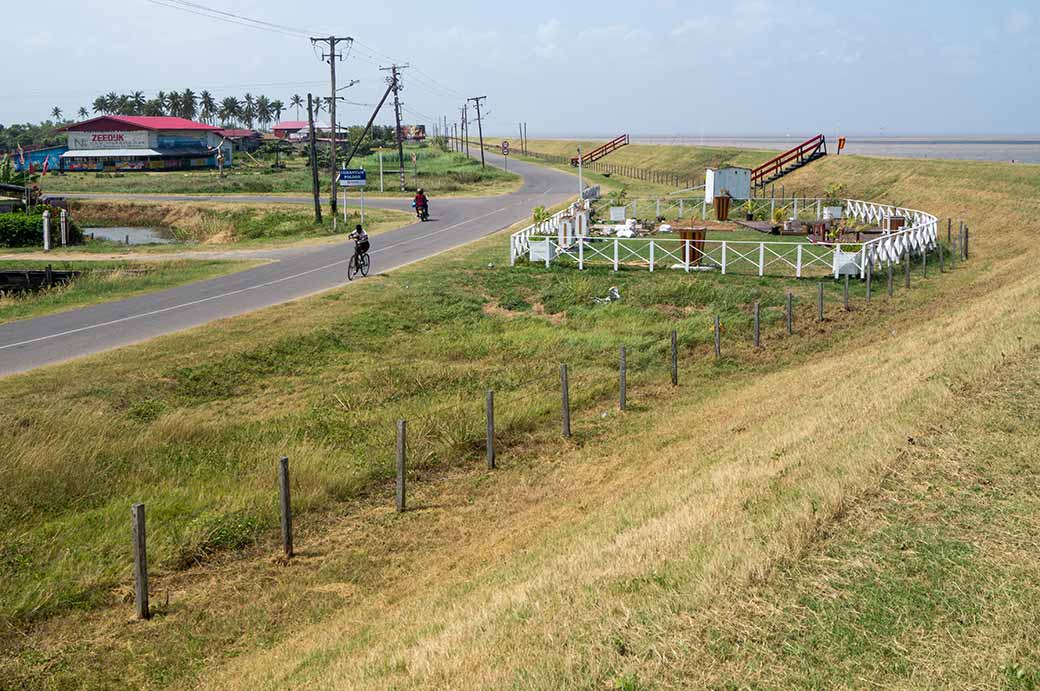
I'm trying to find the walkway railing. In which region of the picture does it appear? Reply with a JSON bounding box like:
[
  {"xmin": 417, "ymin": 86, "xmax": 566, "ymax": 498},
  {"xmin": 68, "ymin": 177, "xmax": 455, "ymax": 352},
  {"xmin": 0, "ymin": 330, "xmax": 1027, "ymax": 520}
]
[{"xmin": 510, "ymin": 198, "xmax": 938, "ymax": 279}]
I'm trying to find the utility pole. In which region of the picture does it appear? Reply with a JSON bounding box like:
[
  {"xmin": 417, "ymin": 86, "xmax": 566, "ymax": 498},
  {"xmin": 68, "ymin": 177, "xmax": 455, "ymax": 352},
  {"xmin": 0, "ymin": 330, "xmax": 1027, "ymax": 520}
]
[
  {"xmin": 306, "ymin": 94, "xmax": 322, "ymax": 224},
  {"xmin": 311, "ymin": 35, "xmax": 352, "ymax": 217},
  {"xmin": 459, "ymin": 106, "xmax": 467, "ymax": 155},
  {"xmin": 467, "ymin": 96, "xmax": 486, "ymax": 168},
  {"xmin": 380, "ymin": 63, "xmax": 409, "ymax": 191}
]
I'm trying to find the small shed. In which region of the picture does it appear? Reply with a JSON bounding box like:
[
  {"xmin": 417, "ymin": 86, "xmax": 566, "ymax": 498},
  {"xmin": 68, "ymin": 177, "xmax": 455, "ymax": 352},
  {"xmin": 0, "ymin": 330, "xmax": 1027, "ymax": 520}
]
[{"xmin": 704, "ymin": 166, "xmax": 751, "ymax": 204}]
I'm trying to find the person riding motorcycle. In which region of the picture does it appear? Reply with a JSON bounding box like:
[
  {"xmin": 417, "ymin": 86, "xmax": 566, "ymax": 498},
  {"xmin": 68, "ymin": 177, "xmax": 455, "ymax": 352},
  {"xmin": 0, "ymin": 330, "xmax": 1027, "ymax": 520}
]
[{"xmin": 413, "ymin": 188, "xmax": 429, "ymax": 220}]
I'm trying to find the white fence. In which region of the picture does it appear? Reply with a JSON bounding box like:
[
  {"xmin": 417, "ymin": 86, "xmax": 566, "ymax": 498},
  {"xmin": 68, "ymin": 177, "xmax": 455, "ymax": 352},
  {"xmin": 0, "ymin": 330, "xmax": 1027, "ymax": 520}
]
[{"xmin": 509, "ymin": 198, "xmax": 938, "ymax": 279}]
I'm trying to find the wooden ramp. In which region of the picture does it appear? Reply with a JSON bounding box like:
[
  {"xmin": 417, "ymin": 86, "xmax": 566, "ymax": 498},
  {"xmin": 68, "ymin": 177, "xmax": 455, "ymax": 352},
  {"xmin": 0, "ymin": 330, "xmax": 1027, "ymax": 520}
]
[
  {"xmin": 571, "ymin": 134, "xmax": 629, "ymax": 166},
  {"xmin": 751, "ymin": 135, "xmax": 827, "ymax": 188}
]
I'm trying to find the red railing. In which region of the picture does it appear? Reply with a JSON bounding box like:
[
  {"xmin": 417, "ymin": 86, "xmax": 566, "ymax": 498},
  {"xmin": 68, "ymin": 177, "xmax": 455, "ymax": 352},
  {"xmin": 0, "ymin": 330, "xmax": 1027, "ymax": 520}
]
[
  {"xmin": 751, "ymin": 134, "xmax": 826, "ymax": 186},
  {"xmin": 571, "ymin": 134, "xmax": 629, "ymax": 166}
]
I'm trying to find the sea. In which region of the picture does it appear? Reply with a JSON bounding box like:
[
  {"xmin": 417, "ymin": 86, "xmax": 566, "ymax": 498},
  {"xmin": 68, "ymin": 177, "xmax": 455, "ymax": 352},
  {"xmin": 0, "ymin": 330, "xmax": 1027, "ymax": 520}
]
[{"xmin": 627, "ymin": 135, "xmax": 1040, "ymax": 164}]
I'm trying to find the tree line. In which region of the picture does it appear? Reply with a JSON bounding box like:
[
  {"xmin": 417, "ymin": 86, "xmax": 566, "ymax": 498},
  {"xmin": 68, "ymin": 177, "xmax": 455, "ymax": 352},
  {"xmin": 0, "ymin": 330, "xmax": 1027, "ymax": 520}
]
[{"xmin": 46, "ymin": 91, "xmax": 367, "ymax": 131}]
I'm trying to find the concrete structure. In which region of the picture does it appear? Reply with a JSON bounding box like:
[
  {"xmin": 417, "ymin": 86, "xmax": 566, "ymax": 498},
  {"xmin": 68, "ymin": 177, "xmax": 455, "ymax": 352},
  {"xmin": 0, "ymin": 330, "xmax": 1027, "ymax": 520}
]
[
  {"xmin": 59, "ymin": 116, "xmax": 232, "ymax": 171},
  {"xmin": 10, "ymin": 145, "xmax": 66, "ymax": 172}
]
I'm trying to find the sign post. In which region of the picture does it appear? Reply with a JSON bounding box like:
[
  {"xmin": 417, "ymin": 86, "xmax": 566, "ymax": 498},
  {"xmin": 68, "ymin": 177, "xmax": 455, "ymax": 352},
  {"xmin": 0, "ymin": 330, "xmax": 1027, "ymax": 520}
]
[
  {"xmin": 338, "ymin": 168, "xmax": 368, "ymax": 226},
  {"xmin": 501, "ymin": 140, "xmax": 510, "ymax": 172}
]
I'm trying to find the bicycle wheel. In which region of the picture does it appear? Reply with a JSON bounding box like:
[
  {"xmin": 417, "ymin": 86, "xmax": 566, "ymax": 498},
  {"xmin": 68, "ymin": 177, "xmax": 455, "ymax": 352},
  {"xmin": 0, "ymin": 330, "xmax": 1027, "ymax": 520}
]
[
  {"xmin": 347, "ymin": 253, "xmax": 358, "ymax": 281},
  {"xmin": 360, "ymin": 253, "xmax": 370, "ymax": 277}
]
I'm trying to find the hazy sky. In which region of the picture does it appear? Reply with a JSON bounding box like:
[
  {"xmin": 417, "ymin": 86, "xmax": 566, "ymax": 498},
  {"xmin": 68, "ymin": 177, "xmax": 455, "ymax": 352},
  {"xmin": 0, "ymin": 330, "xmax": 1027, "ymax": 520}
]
[{"xmin": 5, "ymin": 0, "xmax": 1037, "ymax": 136}]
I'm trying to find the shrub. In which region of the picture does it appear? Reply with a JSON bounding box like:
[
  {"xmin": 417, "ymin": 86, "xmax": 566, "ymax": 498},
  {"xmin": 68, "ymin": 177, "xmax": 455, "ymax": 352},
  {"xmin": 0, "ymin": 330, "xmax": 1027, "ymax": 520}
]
[{"xmin": 0, "ymin": 209, "xmax": 82, "ymax": 247}]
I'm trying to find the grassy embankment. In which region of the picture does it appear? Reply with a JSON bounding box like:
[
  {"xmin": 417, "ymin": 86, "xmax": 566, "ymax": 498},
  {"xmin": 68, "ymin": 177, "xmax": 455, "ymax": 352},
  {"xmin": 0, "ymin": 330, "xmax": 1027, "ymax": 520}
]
[
  {"xmin": 2, "ymin": 148, "xmax": 1039, "ymax": 689},
  {"xmin": 0, "ymin": 259, "xmax": 255, "ymax": 324},
  {"xmin": 40, "ymin": 145, "xmax": 518, "ymax": 197}
]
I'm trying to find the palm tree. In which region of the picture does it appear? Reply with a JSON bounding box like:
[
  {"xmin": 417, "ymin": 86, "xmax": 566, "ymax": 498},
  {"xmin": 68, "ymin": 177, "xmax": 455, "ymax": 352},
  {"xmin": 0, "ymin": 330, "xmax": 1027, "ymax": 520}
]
[
  {"xmin": 104, "ymin": 92, "xmax": 119, "ymax": 113},
  {"xmin": 271, "ymin": 99, "xmax": 285, "ymax": 125},
  {"xmin": 50, "ymin": 106, "xmax": 63, "ymax": 121},
  {"xmin": 218, "ymin": 97, "xmax": 239, "ymax": 127},
  {"xmin": 115, "ymin": 95, "xmax": 132, "ymax": 115},
  {"xmin": 155, "ymin": 91, "xmax": 167, "ymax": 115},
  {"xmin": 290, "ymin": 94, "xmax": 303, "ymax": 120},
  {"xmin": 241, "ymin": 93, "xmax": 255, "ymax": 129},
  {"xmin": 181, "ymin": 89, "xmax": 197, "ymax": 120},
  {"xmin": 77, "ymin": 106, "xmax": 89, "ymax": 120},
  {"xmin": 167, "ymin": 92, "xmax": 182, "ymax": 119},
  {"xmin": 255, "ymin": 95, "xmax": 272, "ymax": 131},
  {"xmin": 199, "ymin": 91, "xmax": 216, "ymax": 124},
  {"xmin": 143, "ymin": 98, "xmax": 165, "ymax": 116},
  {"xmin": 92, "ymin": 96, "xmax": 108, "ymax": 114},
  {"xmin": 131, "ymin": 91, "xmax": 146, "ymax": 114}
]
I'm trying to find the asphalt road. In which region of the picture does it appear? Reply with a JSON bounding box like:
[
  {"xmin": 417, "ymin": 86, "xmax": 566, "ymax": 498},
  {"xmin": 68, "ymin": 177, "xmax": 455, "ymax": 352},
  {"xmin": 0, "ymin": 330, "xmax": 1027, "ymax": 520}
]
[{"xmin": 0, "ymin": 152, "xmax": 577, "ymax": 376}]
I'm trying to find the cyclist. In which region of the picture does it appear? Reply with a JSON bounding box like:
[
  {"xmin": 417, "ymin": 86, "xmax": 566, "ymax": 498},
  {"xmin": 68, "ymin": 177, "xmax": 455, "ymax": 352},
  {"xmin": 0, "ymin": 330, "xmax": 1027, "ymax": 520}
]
[{"xmin": 349, "ymin": 224, "xmax": 369, "ymax": 270}]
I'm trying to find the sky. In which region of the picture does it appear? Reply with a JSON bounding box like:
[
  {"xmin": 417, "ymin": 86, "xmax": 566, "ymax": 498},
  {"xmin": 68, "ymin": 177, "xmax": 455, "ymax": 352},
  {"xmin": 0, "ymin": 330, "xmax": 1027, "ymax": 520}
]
[{"xmin": 4, "ymin": 0, "xmax": 1038, "ymax": 137}]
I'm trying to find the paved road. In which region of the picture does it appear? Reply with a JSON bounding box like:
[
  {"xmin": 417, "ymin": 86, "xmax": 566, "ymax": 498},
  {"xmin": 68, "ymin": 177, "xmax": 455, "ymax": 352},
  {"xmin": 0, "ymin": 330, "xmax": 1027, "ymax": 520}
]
[{"xmin": 0, "ymin": 152, "xmax": 577, "ymax": 376}]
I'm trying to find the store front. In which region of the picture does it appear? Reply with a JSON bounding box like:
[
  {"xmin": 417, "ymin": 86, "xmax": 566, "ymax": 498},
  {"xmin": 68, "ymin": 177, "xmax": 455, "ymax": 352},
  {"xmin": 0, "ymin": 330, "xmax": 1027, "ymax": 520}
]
[{"xmin": 59, "ymin": 116, "xmax": 232, "ymax": 171}]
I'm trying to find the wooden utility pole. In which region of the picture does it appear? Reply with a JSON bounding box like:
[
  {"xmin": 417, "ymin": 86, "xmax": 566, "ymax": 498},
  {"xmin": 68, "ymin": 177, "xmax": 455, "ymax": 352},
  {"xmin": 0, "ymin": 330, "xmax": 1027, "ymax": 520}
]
[
  {"xmin": 311, "ymin": 36, "xmax": 352, "ymax": 217},
  {"xmin": 468, "ymin": 96, "xmax": 487, "ymax": 168},
  {"xmin": 380, "ymin": 64, "xmax": 409, "ymax": 191},
  {"xmin": 306, "ymin": 94, "xmax": 322, "ymax": 224}
]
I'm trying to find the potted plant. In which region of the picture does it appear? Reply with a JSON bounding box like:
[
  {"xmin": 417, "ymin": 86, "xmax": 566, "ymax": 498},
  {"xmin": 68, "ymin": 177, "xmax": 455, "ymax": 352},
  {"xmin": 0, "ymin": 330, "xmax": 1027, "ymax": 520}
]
[
  {"xmin": 744, "ymin": 198, "xmax": 754, "ymax": 221},
  {"xmin": 822, "ymin": 183, "xmax": 846, "ymax": 221}
]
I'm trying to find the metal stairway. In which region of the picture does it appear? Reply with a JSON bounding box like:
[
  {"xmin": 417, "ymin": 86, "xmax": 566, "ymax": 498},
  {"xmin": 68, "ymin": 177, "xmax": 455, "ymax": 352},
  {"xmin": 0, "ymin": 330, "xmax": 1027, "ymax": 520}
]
[{"xmin": 751, "ymin": 134, "xmax": 827, "ymax": 188}]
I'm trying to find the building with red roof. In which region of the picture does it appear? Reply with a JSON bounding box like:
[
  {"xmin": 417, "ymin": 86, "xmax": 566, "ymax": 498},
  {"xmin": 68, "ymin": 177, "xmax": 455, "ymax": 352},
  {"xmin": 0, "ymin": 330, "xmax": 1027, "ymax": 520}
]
[{"xmin": 59, "ymin": 115, "xmax": 233, "ymax": 172}]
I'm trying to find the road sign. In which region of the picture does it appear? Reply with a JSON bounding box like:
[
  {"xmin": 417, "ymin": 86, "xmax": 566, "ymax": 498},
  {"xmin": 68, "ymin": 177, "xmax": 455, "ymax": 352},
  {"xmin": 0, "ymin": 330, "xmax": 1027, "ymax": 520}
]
[
  {"xmin": 338, "ymin": 168, "xmax": 366, "ymax": 187},
  {"xmin": 501, "ymin": 141, "xmax": 510, "ymax": 156}
]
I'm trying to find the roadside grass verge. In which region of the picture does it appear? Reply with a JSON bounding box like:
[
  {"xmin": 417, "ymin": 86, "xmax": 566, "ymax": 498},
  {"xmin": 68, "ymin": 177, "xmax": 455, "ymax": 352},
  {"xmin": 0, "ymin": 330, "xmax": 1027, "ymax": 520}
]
[
  {"xmin": 0, "ymin": 152, "xmax": 1037, "ymax": 689},
  {"xmin": 0, "ymin": 259, "xmax": 254, "ymax": 323},
  {"xmin": 40, "ymin": 146, "xmax": 519, "ymax": 197}
]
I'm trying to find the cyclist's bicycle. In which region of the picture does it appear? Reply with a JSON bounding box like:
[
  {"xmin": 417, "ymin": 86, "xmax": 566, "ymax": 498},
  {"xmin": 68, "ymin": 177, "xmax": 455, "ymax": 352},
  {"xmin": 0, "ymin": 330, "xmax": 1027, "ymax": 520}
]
[{"xmin": 347, "ymin": 244, "xmax": 370, "ymax": 281}]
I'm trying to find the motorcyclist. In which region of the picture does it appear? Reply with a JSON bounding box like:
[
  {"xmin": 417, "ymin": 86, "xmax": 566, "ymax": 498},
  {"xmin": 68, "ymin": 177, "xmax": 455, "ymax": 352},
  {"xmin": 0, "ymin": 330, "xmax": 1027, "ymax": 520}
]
[{"xmin": 413, "ymin": 188, "xmax": 429, "ymax": 219}]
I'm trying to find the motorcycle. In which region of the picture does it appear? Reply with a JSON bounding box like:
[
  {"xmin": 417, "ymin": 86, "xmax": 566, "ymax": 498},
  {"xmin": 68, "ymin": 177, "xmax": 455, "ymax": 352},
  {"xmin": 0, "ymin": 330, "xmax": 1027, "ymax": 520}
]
[{"xmin": 412, "ymin": 199, "xmax": 429, "ymax": 222}]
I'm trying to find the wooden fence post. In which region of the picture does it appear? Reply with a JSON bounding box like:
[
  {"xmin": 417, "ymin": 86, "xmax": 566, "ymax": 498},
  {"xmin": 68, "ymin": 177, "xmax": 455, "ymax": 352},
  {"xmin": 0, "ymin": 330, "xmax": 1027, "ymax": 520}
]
[
  {"xmin": 753, "ymin": 302, "xmax": 761, "ymax": 348},
  {"xmin": 887, "ymin": 258, "xmax": 894, "ymax": 297},
  {"xmin": 786, "ymin": 292, "xmax": 793, "ymax": 335},
  {"xmin": 396, "ymin": 420, "xmax": 406, "ymax": 512},
  {"xmin": 131, "ymin": 503, "xmax": 150, "ymax": 620},
  {"xmin": 843, "ymin": 275, "xmax": 850, "ymax": 311},
  {"xmin": 560, "ymin": 364, "xmax": 571, "ymax": 438},
  {"xmin": 485, "ymin": 390, "xmax": 495, "ymax": 470},
  {"xmin": 947, "ymin": 217, "xmax": 952, "ymax": 245},
  {"xmin": 619, "ymin": 345, "xmax": 627, "ymax": 411},
  {"xmin": 964, "ymin": 226, "xmax": 969, "ymax": 260},
  {"xmin": 938, "ymin": 240, "xmax": 944, "ymax": 273},
  {"xmin": 670, "ymin": 329, "xmax": 678, "ymax": 386},
  {"xmin": 904, "ymin": 248, "xmax": 911, "ymax": 289},
  {"xmin": 278, "ymin": 456, "xmax": 293, "ymax": 558},
  {"xmin": 922, "ymin": 244, "xmax": 928, "ymax": 278},
  {"xmin": 713, "ymin": 316, "xmax": 721, "ymax": 358},
  {"xmin": 817, "ymin": 283, "xmax": 824, "ymax": 321}
]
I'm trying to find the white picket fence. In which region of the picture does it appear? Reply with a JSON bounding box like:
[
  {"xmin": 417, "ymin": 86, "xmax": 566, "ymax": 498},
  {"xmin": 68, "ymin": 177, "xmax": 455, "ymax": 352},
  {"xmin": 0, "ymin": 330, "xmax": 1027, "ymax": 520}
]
[{"xmin": 509, "ymin": 198, "xmax": 938, "ymax": 279}]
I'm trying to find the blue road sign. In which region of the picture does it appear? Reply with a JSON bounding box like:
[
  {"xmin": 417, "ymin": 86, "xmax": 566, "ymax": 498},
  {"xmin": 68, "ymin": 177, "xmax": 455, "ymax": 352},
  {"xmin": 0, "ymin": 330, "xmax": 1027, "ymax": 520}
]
[{"xmin": 338, "ymin": 168, "xmax": 367, "ymax": 187}]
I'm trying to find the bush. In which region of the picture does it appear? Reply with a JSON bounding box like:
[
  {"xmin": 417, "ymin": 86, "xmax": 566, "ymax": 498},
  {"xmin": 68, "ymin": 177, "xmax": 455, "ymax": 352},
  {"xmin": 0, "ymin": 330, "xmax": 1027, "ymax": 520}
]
[{"xmin": 0, "ymin": 209, "xmax": 82, "ymax": 248}]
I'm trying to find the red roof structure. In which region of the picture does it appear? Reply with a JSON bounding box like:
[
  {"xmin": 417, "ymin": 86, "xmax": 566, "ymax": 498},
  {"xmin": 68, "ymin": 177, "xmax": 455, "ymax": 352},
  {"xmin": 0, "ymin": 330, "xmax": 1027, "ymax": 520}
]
[
  {"xmin": 62, "ymin": 115, "xmax": 220, "ymax": 132},
  {"xmin": 218, "ymin": 129, "xmax": 259, "ymax": 138}
]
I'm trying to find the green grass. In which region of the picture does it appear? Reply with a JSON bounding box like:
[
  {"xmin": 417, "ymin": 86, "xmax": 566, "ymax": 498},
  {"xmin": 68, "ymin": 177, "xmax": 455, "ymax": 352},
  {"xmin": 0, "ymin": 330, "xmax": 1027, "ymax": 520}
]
[
  {"xmin": 0, "ymin": 259, "xmax": 253, "ymax": 323},
  {"xmin": 40, "ymin": 145, "xmax": 519, "ymax": 197},
  {"xmin": 1, "ymin": 148, "xmax": 1038, "ymax": 689}
]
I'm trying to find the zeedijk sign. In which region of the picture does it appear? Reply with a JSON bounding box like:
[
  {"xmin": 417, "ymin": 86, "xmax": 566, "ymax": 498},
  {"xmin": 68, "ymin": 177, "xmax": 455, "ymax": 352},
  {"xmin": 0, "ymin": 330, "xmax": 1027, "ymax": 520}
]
[{"xmin": 68, "ymin": 131, "xmax": 150, "ymax": 149}]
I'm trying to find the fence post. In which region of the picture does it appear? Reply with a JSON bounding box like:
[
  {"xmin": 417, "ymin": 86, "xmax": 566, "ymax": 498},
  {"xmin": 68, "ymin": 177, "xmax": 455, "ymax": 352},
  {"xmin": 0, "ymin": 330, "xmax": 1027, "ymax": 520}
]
[
  {"xmin": 560, "ymin": 364, "xmax": 571, "ymax": 438},
  {"xmin": 947, "ymin": 218, "xmax": 952, "ymax": 245},
  {"xmin": 649, "ymin": 240, "xmax": 655, "ymax": 272},
  {"xmin": 278, "ymin": 456, "xmax": 293, "ymax": 558},
  {"xmin": 758, "ymin": 243, "xmax": 765, "ymax": 277},
  {"xmin": 817, "ymin": 283, "xmax": 824, "ymax": 321},
  {"xmin": 865, "ymin": 252, "xmax": 872, "ymax": 304},
  {"xmin": 786, "ymin": 292, "xmax": 793, "ymax": 335},
  {"xmin": 679, "ymin": 199, "xmax": 684, "ymax": 218},
  {"xmin": 904, "ymin": 248, "xmax": 911, "ymax": 289},
  {"xmin": 578, "ymin": 237, "xmax": 584, "ymax": 270},
  {"xmin": 613, "ymin": 238, "xmax": 619, "ymax": 271},
  {"xmin": 938, "ymin": 240, "xmax": 944, "ymax": 273},
  {"xmin": 42, "ymin": 210, "xmax": 51, "ymax": 252},
  {"xmin": 485, "ymin": 390, "xmax": 495, "ymax": 470},
  {"xmin": 753, "ymin": 302, "xmax": 761, "ymax": 348},
  {"xmin": 713, "ymin": 316, "xmax": 721, "ymax": 359},
  {"xmin": 922, "ymin": 243, "xmax": 928, "ymax": 278},
  {"xmin": 887, "ymin": 258, "xmax": 894, "ymax": 297},
  {"xmin": 843, "ymin": 275, "xmax": 850, "ymax": 311},
  {"xmin": 395, "ymin": 420, "xmax": 406, "ymax": 512},
  {"xmin": 670, "ymin": 329, "xmax": 678, "ymax": 386},
  {"xmin": 964, "ymin": 225, "xmax": 969, "ymax": 260},
  {"xmin": 619, "ymin": 345, "xmax": 627, "ymax": 411},
  {"xmin": 721, "ymin": 242, "xmax": 727, "ymax": 274},
  {"xmin": 131, "ymin": 503, "xmax": 150, "ymax": 620},
  {"xmin": 60, "ymin": 209, "xmax": 68, "ymax": 246}
]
